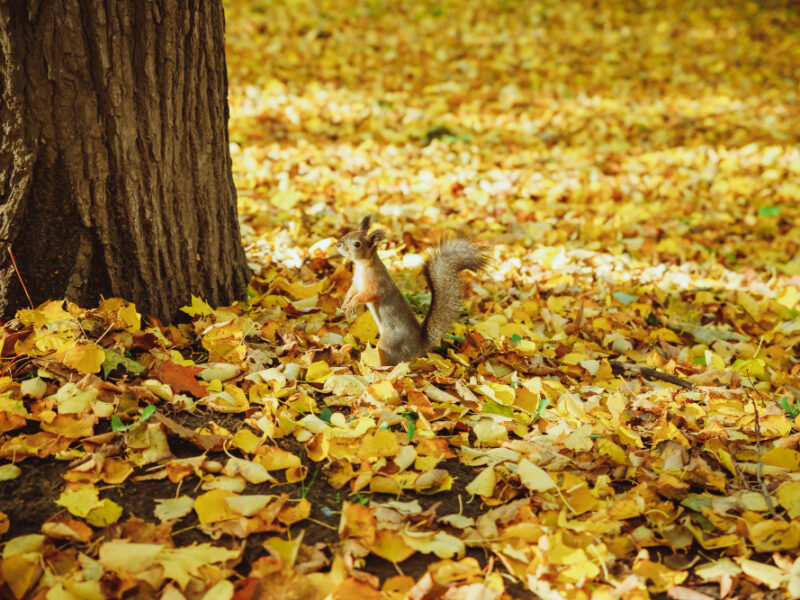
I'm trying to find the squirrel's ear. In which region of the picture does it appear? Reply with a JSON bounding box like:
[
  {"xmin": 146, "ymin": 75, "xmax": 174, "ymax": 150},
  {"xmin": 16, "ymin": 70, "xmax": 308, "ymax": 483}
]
[
  {"xmin": 367, "ymin": 229, "xmax": 385, "ymax": 248},
  {"xmin": 359, "ymin": 215, "xmax": 372, "ymax": 231}
]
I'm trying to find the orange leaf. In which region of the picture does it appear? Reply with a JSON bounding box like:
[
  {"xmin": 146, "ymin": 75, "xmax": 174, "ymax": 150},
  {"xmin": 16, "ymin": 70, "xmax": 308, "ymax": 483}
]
[{"xmin": 152, "ymin": 361, "xmax": 208, "ymax": 398}]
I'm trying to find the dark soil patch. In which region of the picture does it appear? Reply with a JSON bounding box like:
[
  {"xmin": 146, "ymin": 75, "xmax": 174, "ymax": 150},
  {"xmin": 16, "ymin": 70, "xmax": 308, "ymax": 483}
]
[
  {"xmin": 3, "ymin": 410, "xmax": 530, "ymax": 597},
  {"xmin": 1, "ymin": 456, "xmax": 64, "ymax": 537}
]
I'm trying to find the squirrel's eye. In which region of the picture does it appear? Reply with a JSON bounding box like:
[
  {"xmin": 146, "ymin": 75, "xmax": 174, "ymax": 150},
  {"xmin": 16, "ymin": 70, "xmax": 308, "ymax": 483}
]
[{"xmin": 353, "ymin": 241, "xmax": 361, "ymax": 248}]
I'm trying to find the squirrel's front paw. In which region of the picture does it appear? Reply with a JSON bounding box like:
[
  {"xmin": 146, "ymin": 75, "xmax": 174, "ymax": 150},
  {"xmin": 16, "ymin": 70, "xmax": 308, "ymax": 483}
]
[{"xmin": 343, "ymin": 300, "xmax": 357, "ymax": 316}]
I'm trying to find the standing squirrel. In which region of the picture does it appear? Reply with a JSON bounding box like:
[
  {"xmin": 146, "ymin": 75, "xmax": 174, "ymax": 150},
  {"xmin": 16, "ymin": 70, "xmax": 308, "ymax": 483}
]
[{"xmin": 336, "ymin": 216, "xmax": 488, "ymax": 366}]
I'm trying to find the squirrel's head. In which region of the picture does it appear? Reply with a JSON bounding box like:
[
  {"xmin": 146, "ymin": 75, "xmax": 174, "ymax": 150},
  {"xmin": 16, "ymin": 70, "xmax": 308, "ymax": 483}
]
[{"xmin": 336, "ymin": 215, "xmax": 386, "ymax": 261}]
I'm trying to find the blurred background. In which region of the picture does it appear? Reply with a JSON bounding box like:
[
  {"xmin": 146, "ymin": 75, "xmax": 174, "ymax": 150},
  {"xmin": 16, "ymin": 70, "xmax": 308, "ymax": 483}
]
[{"xmin": 225, "ymin": 0, "xmax": 799, "ymax": 276}]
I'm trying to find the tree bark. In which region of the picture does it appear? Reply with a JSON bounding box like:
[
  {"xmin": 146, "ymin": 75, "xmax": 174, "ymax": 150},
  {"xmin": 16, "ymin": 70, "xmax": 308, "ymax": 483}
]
[{"xmin": 0, "ymin": 0, "xmax": 249, "ymax": 322}]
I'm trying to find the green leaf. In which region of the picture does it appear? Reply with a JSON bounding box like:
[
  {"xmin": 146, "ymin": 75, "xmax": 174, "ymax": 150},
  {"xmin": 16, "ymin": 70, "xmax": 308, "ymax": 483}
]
[
  {"xmin": 319, "ymin": 407, "xmax": 332, "ymax": 424},
  {"xmin": 692, "ymin": 356, "xmax": 707, "ymax": 366},
  {"xmin": 612, "ymin": 291, "xmax": 638, "ymax": 306},
  {"xmin": 758, "ymin": 206, "xmax": 781, "ymax": 217},
  {"xmin": 681, "ymin": 494, "xmax": 712, "ymax": 512},
  {"xmin": 140, "ymin": 405, "xmax": 156, "ymax": 421},
  {"xmin": 511, "ymin": 333, "xmax": 523, "ymax": 344},
  {"xmin": 482, "ymin": 399, "xmax": 514, "ymax": 418},
  {"xmin": 110, "ymin": 414, "xmax": 128, "ymax": 433},
  {"xmin": 352, "ymin": 492, "xmax": 371, "ymax": 506},
  {"xmin": 443, "ymin": 334, "xmax": 466, "ymax": 343},
  {"xmin": 402, "ymin": 411, "xmax": 418, "ymax": 441},
  {"xmin": 102, "ymin": 349, "xmax": 145, "ymax": 379},
  {"xmin": 670, "ymin": 320, "xmax": 748, "ymax": 344},
  {"xmin": 781, "ymin": 396, "xmax": 800, "ymax": 419},
  {"xmin": 534, "ymin": 397, "xmax": 550, "ymax": 419}
]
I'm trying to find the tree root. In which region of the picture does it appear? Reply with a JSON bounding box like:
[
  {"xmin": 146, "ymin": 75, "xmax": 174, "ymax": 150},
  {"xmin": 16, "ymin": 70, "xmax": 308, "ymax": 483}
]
[{"xmin": 608, "ymin": 361, "xmax": 693, "ymax": 389}]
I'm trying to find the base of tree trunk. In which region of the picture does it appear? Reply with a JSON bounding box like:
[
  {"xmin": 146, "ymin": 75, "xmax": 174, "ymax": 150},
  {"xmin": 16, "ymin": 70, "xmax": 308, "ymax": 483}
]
[{"xmin": 0, "ymin": 1, "xmax": 250, "ymax": 322}]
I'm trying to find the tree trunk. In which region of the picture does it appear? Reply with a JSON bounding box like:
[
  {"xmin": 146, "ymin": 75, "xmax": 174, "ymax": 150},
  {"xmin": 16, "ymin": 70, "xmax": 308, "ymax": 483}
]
[{"xmin": 0, "ymin": 0, "xmax": 249, "ymax": 322}]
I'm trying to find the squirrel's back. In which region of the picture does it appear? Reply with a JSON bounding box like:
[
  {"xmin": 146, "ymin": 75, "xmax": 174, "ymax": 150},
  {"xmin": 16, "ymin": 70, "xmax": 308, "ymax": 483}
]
[{"xmin": 421, "ymin": 237, "xmax": 489, "ymax": 348}]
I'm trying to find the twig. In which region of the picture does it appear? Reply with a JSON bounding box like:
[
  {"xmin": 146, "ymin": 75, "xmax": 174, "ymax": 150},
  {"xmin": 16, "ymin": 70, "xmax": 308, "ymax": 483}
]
[
  {"xmin": 306, "ymin": 517, "xmax": 337, "ymax": 530},
  {"xmin": 609, "ymin": 361, "xmax": 693, "ymax": 389},
  {"xmin": 7, "ymin": 248, "xmax": 34, "ymax": 309},
  {"xmin": 742, "ymin": 383, "xmax": 778, "ymax": 518},
  {"xmin": 722, "ymin": 437, "xmax": 750, "ymax": 490}
]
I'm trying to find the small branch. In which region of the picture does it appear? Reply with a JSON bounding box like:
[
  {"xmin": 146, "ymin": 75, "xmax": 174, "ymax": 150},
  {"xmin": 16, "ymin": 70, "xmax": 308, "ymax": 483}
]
[
  {"xmin": 7, "ymin": 248, "xmax": 34, "ymax": 309},
  {"xmin": 723, "ymin": 438, "xmax": 750, "ymax": 490},
  {"xmin": 609, "ymin": 361, "xmax": 693, "ymax": 389},
  {"xmin": 742, "ymin": 383, "xmax": 778, "ymax": 518}
]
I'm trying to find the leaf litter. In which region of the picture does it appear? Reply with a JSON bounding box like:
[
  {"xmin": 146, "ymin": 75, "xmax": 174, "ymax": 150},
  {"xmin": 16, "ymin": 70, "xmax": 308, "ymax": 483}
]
[{"xmin": 2, "ymin": 1, "xmax": 800, "ymax": 598}]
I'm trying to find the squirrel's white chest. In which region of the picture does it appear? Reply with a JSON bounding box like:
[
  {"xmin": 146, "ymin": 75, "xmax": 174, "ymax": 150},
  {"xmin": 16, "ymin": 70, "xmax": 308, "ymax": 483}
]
[
  {"xmin": 352, "ymin": 264, "xmax": 366, "ymax": 291},
  {"xmin": 352, "ymin": 263, "xmax": 380, "ymax": 326}
]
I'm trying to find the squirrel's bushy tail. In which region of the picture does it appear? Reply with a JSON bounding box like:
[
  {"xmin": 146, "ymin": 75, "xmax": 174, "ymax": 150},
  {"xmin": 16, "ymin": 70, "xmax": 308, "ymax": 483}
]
[{"xmin": 421, "ymin": 237, "xmax": 489, "ymax": 348}]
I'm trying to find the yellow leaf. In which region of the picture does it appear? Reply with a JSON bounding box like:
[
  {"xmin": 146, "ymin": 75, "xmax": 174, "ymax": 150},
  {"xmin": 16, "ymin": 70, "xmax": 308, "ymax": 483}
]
[
  {"xmin": 592, "ymin": 317, "xmax": 612, "ymax": 332},
  {"xmin": 632, "ymin": 558, "xmax": 687, "ymax": 593},
  {"xmin": 231, "ymin": 428, "xmax": 263, "ymax": 454},
  {"xmin": 55, "ymin": 383, "xmax": 97, "ymax": 414},
  {"xmin": 63, "ymin": 342, "xmax": 105, "ymax": 374},
  {"xmin": 154, "ymin": 496, "xmax": 195, "ymax": 522},
  {"xmin": 158, "ymin": 545, "xmax": 240, "ymax": 589},
  {"xmin": 597, "ymin": 438, "xmax": 630, "ymax": 465},
  {"xmin": 193, "ymin": 489, "xmax": 239, "ymax": 524},
  {"xmin": 580, "ymin": 359, "xmax": 600, "ymax": 375},
  {"xmin": 255, "ymin": 447, "xmax": 301, "ymax": 471},
  {"xmin": 737, "ymin": 291, "xmax": 764, "ymax": 320},
  {"xmin": 270, "ymin": 189, "xmax": 304, "ymax": 210},
  {"xmin": 402, "ymin": 530, "xmax": 465, "ymax": 559},
  {"xmin": 776, "ymin": 481, "xmax": 800, "ymax": 518},
  {"xmin": 472, "ymin": 419, "xmax": 508, "ymax": 445},
  {"xmin": 264, "ymin": 534, "xmax": 304, "ymax": 567},
  {"xmin": 98, "ymin": 541, "xmax": 163, "ymax": 573},
  {"xmin": 55, "ymin": 485, "xmax": 101, "ymax": 518},
  {"xmin": 477, "ymin": 383, "xmax": 515, "ymax": 406},
  {"xmin": 776, "ymin": 286, "xmax": 799, "ymax": 309},
  {"xmin": 465, "ymin": 467, "xmax": 495, "ymax": 497},
  {"xmin": 225, "ymin": 495, "xmax": 272, "ymax": 517},
  {"xmin": 695, "ymin": 558, "xmax": 741, "ymax": 581},
  {"xmin": 358, "ymin": 430, "xmax": 400, "ymax": 460},
  {"xmin": 349, "ymin": 310, "xmax": 378, "ymax": 344},
  {"xmin": 198, "ymin": 580, "xmax": 234, "ymax": 600},
  {"xmin": 740, "ymin": 559, "xmax": 788, "ymax": 590},
  {"xmin": 606, "ymin": 392, "xmax": 625, "ymax": 425},
  {"xmin": 748, "ymin": 519, "xmax": 800, "ymax": 552},
  {"xmin": 370, "ymin": 475, "xmax": 402, "ymax": 495},
  {"xmin": 561, "ymin": 352, "xmax": 586, "ymax": 366},
  {"xmin": 360, "ymin": 342, "xmax": 382, "ymax": 367},
  {"xmin": 0, "ymin": 553, "xmax": 41, "ymax": 600},
  {"xmin": 365, "ymin": 380, "xmax": 399, "ymax": 403},
  {"xmin": 222, "ymin": 457, "xmax": 274, "ymax": 484},
  {"xmin": 274, "ymin": 278, "xmax": 325, "ymax": 300},
  {"xmin": 517, "ymin": 458, "xmax": 556, "ymax": 491},
  {"xmin": 17, "ymin": 300, "xmax": 72, "ymax": 327},
  {"xmin": 180, "ymin": 295, "xmax": 213, "ymax": 317},
  {"xmin": 371, "ymin": 529, "xmax": 415, "ymax": 563},
  {"xmin": 306, "ymin": 360, "xmax": 331, "ymax": 383},
  {"xmin": 761, "ymin": 447, "xmax": 800, "ymax": 470},
  {"xmin": 414, "ymin": 469, "xmax": 452, "ymax": 494},
  {"xmin": 86, "ymin": 498, "xmax": 123, "ymax": 527},
  {"xmin": 2, "ymin": 534, "xmax": 44, "ymax": 558},
  {"xmin": 117, "ymin": 302, "xmax": 141, "ymax": 331}
]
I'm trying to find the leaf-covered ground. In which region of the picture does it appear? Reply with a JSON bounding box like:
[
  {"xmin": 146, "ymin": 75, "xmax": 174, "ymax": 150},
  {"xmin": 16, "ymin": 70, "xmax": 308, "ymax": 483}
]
[{"xmin": 2, "ymin": 1, "xmax": 800, "ymax": 598}]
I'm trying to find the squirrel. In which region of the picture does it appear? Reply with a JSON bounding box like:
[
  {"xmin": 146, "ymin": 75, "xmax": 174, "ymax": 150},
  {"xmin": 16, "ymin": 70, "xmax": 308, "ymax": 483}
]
[{"xmin": 336, "ymin": 216, "xmax": 488, "ymax": 366}]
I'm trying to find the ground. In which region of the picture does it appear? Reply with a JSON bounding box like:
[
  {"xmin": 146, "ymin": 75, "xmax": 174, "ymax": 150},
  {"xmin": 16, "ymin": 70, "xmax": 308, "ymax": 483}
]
[{"xmin": 1, "ymin": 1, "xmax": 800, "ymax": 599}]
